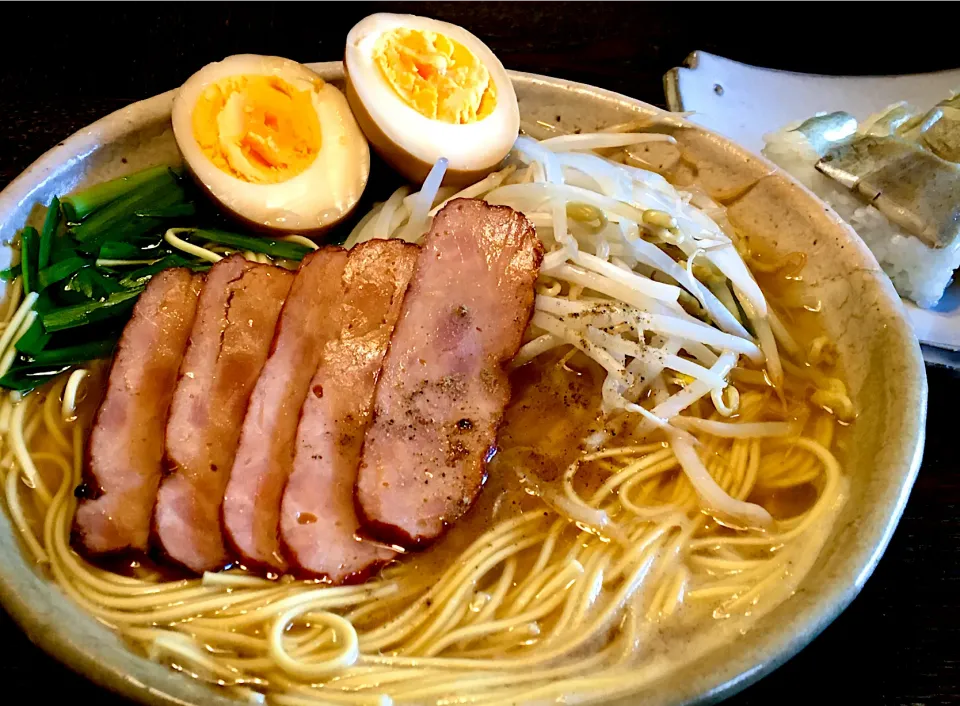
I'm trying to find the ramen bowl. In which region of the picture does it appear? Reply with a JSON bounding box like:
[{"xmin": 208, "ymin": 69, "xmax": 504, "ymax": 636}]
[{"xmin": 0, "ymin": 62, "xmax": 926, "ymax": 706}]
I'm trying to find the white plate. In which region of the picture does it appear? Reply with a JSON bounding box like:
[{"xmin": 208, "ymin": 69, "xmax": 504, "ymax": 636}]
[{"xmin": 665, "ymin": 51, "xmax": 960, "ymax": 366}]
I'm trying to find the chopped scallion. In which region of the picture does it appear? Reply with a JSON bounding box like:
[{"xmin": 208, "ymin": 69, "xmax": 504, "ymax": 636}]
[
  {"xmin": 20, "ymin": 227, "xmax": 39, "ymax": 294},
  {"xmin": 61, "ymin": 165, "xmax": 175, "ymax": 221},
  {"xmin": 38, "ymin": 257, "xmax": 88, "ymax": 289},
  {"xmin": 71, "ymin": 170, "xmax": 182, "ymax": 243},
  {"xmin": 41, "ymin": 288, "xmax": 143, "ymax": 332},
  {"xmin": 38, "ymin": 196, "xmax": 61, "ymax": 269}
]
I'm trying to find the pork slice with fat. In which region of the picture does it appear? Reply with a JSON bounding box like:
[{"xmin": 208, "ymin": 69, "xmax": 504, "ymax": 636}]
[
  {"xmin": 155, "ymin": 255, "xmax": 294, "ymax": 573},
  {"xmin": 356, "ymin": 199, "xmax": 543, "ymax": 549},
  {"xmin": 75, "ymin": 268, "xmax": 202, "ymax": 554},
  {"xmin": 281, "ymin": 239, "xmax": 418, "ymax": 582},
  {"xmin": 222, "ymin": 247, "xmax": 348, "ymax": 571}
]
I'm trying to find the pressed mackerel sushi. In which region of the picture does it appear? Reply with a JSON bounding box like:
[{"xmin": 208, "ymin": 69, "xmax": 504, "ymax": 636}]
[{"xmin": 763, "ymin": 103, "xmax": 960, "ymax": 309}]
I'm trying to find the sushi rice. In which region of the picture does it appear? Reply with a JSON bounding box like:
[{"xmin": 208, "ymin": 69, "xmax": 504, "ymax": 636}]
[{"xmin": 763, "ymin": 122, "xmax": 960, "ymax": 309}]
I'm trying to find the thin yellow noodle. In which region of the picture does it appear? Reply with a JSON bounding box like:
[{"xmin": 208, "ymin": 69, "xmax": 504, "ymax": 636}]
[
  {"xmin": 0, "ymin": 290, "xmax": 37, "ymax": 359},
  {"xmin": 734, "ymin": 439, "xmax": 761, "ymax": 500},
  {"xmin": 389, "ymin": 644, "xmax": 614, "ymax": 701},
  {"xmin": 659, "ymin": 567, "xmax": 687, "ymax": 617},
  {"xmin": 541, "ymin": 545, "xmax": 660, "ymax": 667},
  {"xmin": 5, "ymin": 463, "xmax": 48, "ymax": 563},
  {"xmin": 174, "ymin": 623, "xmax": 270, "ymax": 653},
  {"xmin": 399, "ymin": 534, "xmax": 547, "ymax": 654},
  {"xmin": 10, "ymin": 397, "xmax": 52, "ymax": 503},
  {"xmin": 669, "ymin": 473, "xmax": 696, "ymax": 507},
  {"xmin": 278, "ymin": 235, "xmax": 320, "ymax": 250},
  {"xmin": 591, "ymin": 448, "xmax": 676, "ymax": 505},
  {"xmin": 690, "ymin": 552, "xmax": 791, "ymax": 599},
  {"xmin": 464, "ymin": 653, "xmax": 625, "ymax": 705},
  {"xmin": 500, "ymin": 520, "xmax": 565, "ymax": 607},
  {"xmin": 617, "ymin": 460, "xmax": 684, "ymax": 515},
  {"xmin": 272, "ymin": 691, "xmax": 390, "ymax": 706},
  {"xmin": 645, "ymin": 566, "xmax": 674, "ymax": 620},
  {"xmin": 164, "ymin": 229, "xmax": 223, "ymax": 262},
  {"xmin": 344, "ymin": 584, "xmax": 415, "ymax": 625},
  {"xmin": 758, "ymin": 417, "xmax": 832, "ymax": 488},
  {"xmin": 651, "ymin": 521, "xmax": 698, "ymax": 584},
  {"xmin": 689, "ymin": 438, "xmax": 838, "ymax": 551},
  {"xmin": 685, "ymin": 583, "xmax": 753, "ymax": 601},
  {"xmin": 75, "ymin": 583, "xmax": 221, "ymax": 611},
  {"xmin": 290, "ymin": 626, "xmax": 339, "ymax": 657},
  {"xmin": 3, "ymin": 276, "xmax": 23, "ymax": 323},
  {"xmin": 361, "ymin": 515, "xmax": 548, "ymax": 651},
  {"xmin": 202, "ymin": 571, "xmax": 276, "ymax": 589},
  {"xmin": 134, "ymin": 628, "xmax": 258, "ymax": 682},
  {"xmin": 318, "ymin": 668, "xmax": 439, "ymax": 692},
  {"xmin": 0, "ymin": 310, "xmax": 37, "ymax": 377},
  {"xmin": 405, "ymin": 600, "xmax": 471, "ymax": 656},
  {"xmin": 549, "ymin": 549, "xmax": 610, "ymax": 638},
  {"xmin": 269, "ymin": 608, "xmax": 360, "ymax": 679},
  {"xmin": 760, "ymin": 464, "xmax": 821, "ymax": 490},
  {"xmin": 194, "ymin": 585, "xmax": 396, "ymax": 631},
  {"xmin": 607, "ymin": 522, "xmax": 671, "ymax": 583},
  {"xmin": 61, "ymin": 369, "xmax": 89, "ymax": 421},
  {"xmin": 425, "ymin": 562, "xmax": 582, "ymax": 656},
  {"xmin": 720, "ymin": 558, "xmax": 792, "ymax": 613},
  {"xmin": 0, "ymin": 395, "xmax": 13, "ymax": 434},
  {"xmin": 505, "ymin": 559, "xmax": 564, "ymax": 617},
  {"xmin": 466, "ymin": 556, "xmax": 516, "ymax": 626},
  {"xmin": 40, "ymin": 379, "xmax": 71, "ymax": 452},
  {"xmin": 760, "ymin": 437, "xmax": 817, "ymax": 479},
  {"xmin": 471, "ymin": 668, "xmax": 640, "ymax": 706},
  {"xmin": 686, "ymin": 554, "xmax": 765, "ymax": 572}
]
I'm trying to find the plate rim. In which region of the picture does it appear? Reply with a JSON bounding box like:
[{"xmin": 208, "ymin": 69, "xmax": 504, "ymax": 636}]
[
  {"xmin": 664, "ymin": 49, "xmax": 960, "ymax": 113},
  {"xmin": 664, "ymin": 49, "xmax": 960, "ymax": 362},
  {"xmin": 0, "ymin": 61, "xmax": 928, "ymax": 706}
]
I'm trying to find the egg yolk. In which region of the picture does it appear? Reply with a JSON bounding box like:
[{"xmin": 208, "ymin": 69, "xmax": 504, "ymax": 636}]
[
  {"xmin": 373, "ymin": 28, "xmax": 497, "ymax": 124},
  {"xmin": 192, "ymin": 74, "xmax": 322, "ymax": 184}
]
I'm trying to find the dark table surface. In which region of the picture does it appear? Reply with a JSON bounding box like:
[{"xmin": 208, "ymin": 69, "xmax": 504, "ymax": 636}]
[{"xmin": 0, "ymin": 4, "xmax": 957, "ymax": 705}]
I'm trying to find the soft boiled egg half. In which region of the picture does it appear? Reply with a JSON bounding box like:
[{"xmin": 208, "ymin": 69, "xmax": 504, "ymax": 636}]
[
  {"xmin": 345, "ymin": 14, "xmax": 519, "ymax": 186},
  {"xmin": 172, "ymin": 54, "xmax": 369, "ymax": 235}
]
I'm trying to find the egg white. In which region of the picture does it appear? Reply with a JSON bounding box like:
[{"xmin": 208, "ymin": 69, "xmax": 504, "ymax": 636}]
[
  {"xmin": 172, "ymin": 54, "xmax": 370, "ymax": 234},
  {"xmin": 345, "ymin": 14, "xmax": 519, "ymax": 181}
]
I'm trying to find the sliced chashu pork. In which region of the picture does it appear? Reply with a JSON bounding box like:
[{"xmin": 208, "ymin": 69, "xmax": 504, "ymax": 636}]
[
  {"xmin": 356, "ymin": 199, "xmax": 543, "ymax": 549},
  {"xmin": 75, "ymin": 268, "xmax": 202, "ymax": 554},
  {"xmin": 155, "ymin": 256, "xmax": 294, "ymax": 573},
  {"xmin": 280, "ymin": 239, "xmax": 418, "ymax": 582},
  {"xmin": 222, "ymin": 247, "xmax": 348, "ymax": 571}
]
